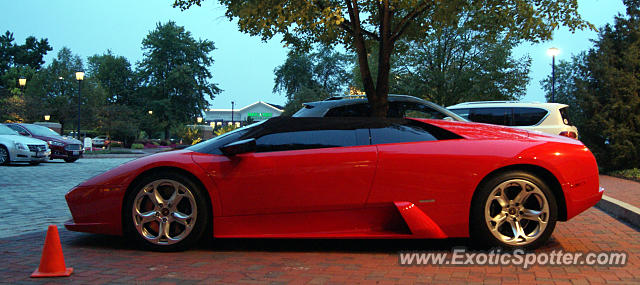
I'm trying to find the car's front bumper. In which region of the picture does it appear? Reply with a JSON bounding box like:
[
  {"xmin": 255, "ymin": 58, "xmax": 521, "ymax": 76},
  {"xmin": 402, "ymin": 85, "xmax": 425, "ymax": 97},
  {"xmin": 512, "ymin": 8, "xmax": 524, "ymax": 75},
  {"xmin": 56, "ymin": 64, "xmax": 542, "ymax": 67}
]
[{"xmin": 10, "ymin": 148, "xmax": 50, "ymax": 163}]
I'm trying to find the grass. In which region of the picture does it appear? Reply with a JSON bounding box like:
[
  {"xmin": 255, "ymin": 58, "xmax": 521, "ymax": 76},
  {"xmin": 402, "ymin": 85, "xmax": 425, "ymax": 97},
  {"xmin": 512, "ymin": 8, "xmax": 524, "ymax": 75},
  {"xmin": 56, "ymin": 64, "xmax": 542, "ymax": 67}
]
[{"xmin": 608, "ymin": 168, "xmax": 640, "ymax": 182}]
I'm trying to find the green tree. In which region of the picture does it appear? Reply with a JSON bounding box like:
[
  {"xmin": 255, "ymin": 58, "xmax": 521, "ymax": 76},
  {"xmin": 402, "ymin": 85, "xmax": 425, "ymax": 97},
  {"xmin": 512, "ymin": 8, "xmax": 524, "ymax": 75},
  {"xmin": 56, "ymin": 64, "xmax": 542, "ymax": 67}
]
[
  {"xmin": 0, "ymin": 31, "xmax": 52, "ymax": 121},
  {"xmin": 23, "ymin": 47, "xmax": 86, "ymax": 131},
  {"xmin": 175, "ymin": 0, "xmax": 591, "ymax": 117},
  {"xmin": 138, "ymin": 21, "xmax": 221, "ymax": 139},
  {"xmin": 391, "ymin": 23, "xmax": 531, "ymax": 106},
  {"xmin": 541, "ymin": 1, "xmax": 640, "ymax": 170},
  {"xmin": 88, "ymin": 51, "xmax": 140, "ymax": 144},
  {"xmin": 274, "ymin": 47, "xmax": 350, "ymax": 115},
  {"xmin": 540, "ymin": 53, "xmax": 588, "ymax": 127}
]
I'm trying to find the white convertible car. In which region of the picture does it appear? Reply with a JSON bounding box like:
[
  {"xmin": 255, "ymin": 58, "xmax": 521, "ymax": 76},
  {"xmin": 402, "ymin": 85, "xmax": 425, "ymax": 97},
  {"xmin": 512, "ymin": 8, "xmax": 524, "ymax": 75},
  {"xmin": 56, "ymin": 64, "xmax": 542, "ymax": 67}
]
[{"xmin": 0, "ymin": 124, "xmax": 50, "ymax": 165}]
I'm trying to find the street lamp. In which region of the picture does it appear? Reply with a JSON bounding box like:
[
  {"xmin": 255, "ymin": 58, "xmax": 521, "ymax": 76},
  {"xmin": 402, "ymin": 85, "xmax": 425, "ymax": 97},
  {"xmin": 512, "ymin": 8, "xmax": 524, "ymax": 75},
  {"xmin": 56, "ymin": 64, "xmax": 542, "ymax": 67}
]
[
  {"xmin": 547, "ymin": 47, "xmax": 560, "ymax": 103},
  {"xmin": 231, "ymin": 101, "xmax": 235, "ymax": 125},
  {"xmin": 75, "ymin": 71, "xmax": 84, "ymax": 139},
  {"xmin": 197, "ymin": 116, "xmax": 203, "ymax": 123},
  {"xmin": 148, "ymin": 110, "xmax": 153, "ymax": 115},
  {"xmin": 44, "ymin": 115, "xmax": 50, "ymax": 121},
  {"xmin": 18, "ymin": 77, "xmax": 26, "ymax": 97}
]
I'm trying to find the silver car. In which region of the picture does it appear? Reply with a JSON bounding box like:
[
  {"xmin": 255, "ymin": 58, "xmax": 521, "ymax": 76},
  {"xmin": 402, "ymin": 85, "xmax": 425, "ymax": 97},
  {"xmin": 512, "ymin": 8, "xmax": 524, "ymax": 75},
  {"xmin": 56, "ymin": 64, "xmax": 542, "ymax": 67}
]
[{"xmin": 0, "ymin": 124, "xmax": 50, "ymax": 165}]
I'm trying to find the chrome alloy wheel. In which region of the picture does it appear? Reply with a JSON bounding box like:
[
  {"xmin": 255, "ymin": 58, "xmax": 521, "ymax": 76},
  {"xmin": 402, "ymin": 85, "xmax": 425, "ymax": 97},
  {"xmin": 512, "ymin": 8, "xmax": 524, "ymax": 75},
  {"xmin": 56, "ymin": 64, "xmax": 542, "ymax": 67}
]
[
  {"xmin": 0, "ymin": 147, "xmax": 7, "ymax": 164},
  {"xmin": 132, "ymin": 179, "xmax": 197, "ymax": 245},
  {"xmin": 484, "ymin": 179, "xmax": 550, "ymax": 246}
]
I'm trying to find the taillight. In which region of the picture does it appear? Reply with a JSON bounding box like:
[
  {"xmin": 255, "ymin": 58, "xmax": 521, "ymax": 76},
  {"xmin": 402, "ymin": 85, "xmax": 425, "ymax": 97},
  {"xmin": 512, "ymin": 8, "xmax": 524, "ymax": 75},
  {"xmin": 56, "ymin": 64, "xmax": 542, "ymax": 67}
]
[{"xmin": 559, "ymin": 131, "xmax": 578, "ymax": 139}]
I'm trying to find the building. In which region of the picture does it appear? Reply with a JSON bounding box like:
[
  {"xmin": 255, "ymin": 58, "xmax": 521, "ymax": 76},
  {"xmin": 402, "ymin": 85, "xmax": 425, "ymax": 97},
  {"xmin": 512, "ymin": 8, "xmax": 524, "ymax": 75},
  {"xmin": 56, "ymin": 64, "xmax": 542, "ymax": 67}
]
[{"xmin": 204, "ymin": 101, "xmax": 284, "ymax": 128}]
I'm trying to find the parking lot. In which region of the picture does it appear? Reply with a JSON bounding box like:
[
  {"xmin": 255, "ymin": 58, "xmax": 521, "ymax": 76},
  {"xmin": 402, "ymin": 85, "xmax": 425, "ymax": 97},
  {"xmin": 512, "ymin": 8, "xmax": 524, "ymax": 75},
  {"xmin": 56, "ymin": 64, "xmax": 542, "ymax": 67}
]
[{"xmin": 1, "ymin": 158, "xmax": 639, "ymax": 284}]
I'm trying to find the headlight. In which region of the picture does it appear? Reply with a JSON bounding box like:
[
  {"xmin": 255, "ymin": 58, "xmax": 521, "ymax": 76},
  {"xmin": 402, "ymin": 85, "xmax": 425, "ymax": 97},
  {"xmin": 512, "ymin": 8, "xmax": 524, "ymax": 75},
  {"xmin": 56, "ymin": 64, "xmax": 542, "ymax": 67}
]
[
  {"xmin": 48, "ymin": 140, "xmax": 65, "ymax": 147},
  {"xmin": 14, "ymin": 142, "xmax": 28, "ymax": 150}
]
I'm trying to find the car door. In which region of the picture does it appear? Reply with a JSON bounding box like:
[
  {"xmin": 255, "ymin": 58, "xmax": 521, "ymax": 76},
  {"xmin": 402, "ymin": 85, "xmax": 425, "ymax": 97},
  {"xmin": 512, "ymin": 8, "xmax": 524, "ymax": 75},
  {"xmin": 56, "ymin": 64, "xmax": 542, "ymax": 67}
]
[
  {"xmin": 365, "ymin": 119, "xmax": 472, "ymax": 233},
  {"xmin": 199, "ymin": 118, "xmax": 377, "ymax": 216}
]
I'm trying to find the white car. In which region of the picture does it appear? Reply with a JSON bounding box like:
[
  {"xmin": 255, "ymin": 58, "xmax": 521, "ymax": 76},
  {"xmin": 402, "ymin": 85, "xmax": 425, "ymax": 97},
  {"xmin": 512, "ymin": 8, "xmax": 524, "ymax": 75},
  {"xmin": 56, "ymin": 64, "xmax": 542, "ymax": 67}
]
[
  {"xmin": 447, "ymin": 101, "xmax": 579, "ymax": 139},
  {"xmin": 0, "ymin": 124, "xmax": 51, "ymax": 165}
]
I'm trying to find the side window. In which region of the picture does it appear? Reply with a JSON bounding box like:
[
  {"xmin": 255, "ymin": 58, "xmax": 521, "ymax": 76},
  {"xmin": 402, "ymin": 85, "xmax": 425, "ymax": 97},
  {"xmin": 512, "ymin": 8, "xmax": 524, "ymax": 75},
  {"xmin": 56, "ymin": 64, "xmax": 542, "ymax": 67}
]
[
  {"xmin": 512, "ymin": 107, "xmax": 548, "ymax": 126},
  {"xmin": 256, "ymin": 129, "xmax": 358, "ymax": 152},
  {"xmin": 401, "ymin": 102, "xmax": 448, "ymax": 119},
  {"xmin": 325, "ymin": 103, "xmax": 371, "ymax": 117},
  {"xmin": 468, "ymin": 108, "xmax": 511, "ymax": 126},
  {"xmin": 371, "ymin": 122, "xmax": 437, "ymax": 145},
  {"xmin": 449, "ymin": 108, "xmax": 470, "ymax": 120},
  {"xmin": 8, "ymin": 125, "xmax": 28, "ymax": 135}
]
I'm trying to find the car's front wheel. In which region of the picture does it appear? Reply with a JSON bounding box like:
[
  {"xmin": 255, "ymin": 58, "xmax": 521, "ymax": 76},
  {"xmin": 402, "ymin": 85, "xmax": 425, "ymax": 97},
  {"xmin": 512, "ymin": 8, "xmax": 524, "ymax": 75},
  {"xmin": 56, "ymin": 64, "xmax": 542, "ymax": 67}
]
[
  {"xmin": 471, "ymin": 171, "xmax": 557, "ymax": 249},
  {"xmin": 124, "ymin": 172, "xmax": 209, "ymax": 251},
  {"xmin": 0, "ymin": 146, "xmax": 9, "ymax": 165}
]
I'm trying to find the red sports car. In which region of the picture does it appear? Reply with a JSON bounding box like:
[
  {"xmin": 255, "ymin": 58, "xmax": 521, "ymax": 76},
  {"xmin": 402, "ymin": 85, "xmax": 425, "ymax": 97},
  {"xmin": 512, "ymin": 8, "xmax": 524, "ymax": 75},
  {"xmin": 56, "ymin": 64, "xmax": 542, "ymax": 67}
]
[{"xmin": 65, "ymin": 117, "xmax": 602, "ymax": 251}]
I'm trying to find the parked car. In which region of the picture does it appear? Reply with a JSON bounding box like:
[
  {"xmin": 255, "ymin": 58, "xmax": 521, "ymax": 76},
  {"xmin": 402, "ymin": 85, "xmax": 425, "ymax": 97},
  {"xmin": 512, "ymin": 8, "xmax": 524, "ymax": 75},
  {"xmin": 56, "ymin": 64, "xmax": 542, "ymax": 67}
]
[
  {"xmin": 447, "ymin": 101, "xmax": 579, "ymax": 139},
  {"xmin": 293, "ymin": 94, "xmax": 466, "ymax": 121},
  {"xmin": 5, "ymin": 123, "xmax": 83, "ymax": 163},
  {"xmin": 92, "ymin": 135, "xmax": 108, "ymax": 147},
  {"xmin": 65, "ymin": 117, "xmax": 601, "ymax": 251},
  {"xmin": 0, "ymin": 124, "xmax": 50, "ymax": 165}
]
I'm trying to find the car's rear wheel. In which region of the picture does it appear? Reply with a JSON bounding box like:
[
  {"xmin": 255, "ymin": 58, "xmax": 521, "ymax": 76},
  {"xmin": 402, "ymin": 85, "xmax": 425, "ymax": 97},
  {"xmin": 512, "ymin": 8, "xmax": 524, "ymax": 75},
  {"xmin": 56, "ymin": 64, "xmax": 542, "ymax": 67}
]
[
  {"xmin": 124, "ymin": 172, "xmax": 208, "ymax": 251},
  {"xmin": 0, "ymin": 146, "xmax": 9, "ymax": 165},
  {"xmin": 471, "ymin": 171, "xmax": 557, "ymax": 249}
]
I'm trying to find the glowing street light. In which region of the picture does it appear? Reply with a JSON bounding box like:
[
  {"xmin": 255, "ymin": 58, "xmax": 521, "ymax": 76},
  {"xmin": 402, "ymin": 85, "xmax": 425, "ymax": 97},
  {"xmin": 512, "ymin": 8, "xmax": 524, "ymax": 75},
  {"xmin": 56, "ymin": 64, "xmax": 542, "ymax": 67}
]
[
  {"xmin": 75, "ymin": 71, "xmax": 84, "ymax": 139},
  {"xmin": 148, "ymin": 110, "xmax": 153, "ymax": 115},
  {"xmin": 44, "ymin": 115, "xmax": 50, "ymax": 121}
]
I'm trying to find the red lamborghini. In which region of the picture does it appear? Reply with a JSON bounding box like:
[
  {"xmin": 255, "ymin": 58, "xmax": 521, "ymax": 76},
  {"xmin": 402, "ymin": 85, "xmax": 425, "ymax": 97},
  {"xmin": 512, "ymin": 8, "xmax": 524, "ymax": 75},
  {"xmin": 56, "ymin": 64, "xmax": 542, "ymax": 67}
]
[{"xmin": 65, "ymin": 117, "xmax": 602, "ymax": 251}]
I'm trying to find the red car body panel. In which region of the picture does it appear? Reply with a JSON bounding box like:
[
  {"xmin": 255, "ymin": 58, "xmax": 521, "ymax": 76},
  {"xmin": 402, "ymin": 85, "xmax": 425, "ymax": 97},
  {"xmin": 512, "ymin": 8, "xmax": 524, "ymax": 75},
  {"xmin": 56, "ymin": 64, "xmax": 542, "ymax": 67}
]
[{"xmin": 65, "ymin": 119, "xmax": 602, "ymax": 240}]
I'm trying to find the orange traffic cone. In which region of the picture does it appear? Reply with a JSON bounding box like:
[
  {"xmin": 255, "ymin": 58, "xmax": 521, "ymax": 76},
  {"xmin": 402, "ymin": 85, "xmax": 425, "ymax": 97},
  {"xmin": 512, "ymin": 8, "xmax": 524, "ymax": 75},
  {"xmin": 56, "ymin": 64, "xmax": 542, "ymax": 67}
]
[{"xmin": 31, "ymin": 225, "xmax": 73, "ymax": 278}]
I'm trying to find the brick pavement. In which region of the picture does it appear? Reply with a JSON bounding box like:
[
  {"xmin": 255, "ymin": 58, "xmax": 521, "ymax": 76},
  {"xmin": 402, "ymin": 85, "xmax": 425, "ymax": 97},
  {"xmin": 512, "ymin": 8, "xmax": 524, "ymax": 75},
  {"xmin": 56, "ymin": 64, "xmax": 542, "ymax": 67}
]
[
  {"xmin": 0, "ymin": 158, "xmax": 135, "ymax": 238},
  {"xmin": 600, "ymin": 175, "xmax": 640, "ymax": 208},
  {"xmin": 1, "ymin": 207, "xmax": 638, "ymax": 284}
]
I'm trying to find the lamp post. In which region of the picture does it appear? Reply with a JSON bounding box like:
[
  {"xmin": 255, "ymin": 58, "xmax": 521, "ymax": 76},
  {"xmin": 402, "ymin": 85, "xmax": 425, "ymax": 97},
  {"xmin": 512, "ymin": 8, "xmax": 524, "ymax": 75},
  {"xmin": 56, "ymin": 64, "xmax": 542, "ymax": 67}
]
[
  {"xmin": 75, "ymin": 71, "xmax": 84, "ymax": 139},
  {"xmin": 18, "ymin": 77, "xmax": 26, "ymax": 96},
  {"xmin": 44, "ymin": 115, "xmax": 50, "ymax": 121},
  {"xmin": 197, "ymin": 116, "xmax": 203, "ymax": 124},
  {"xmin": 148, "ymin": 110, "xmax": 153, "ymax": 115},
  {"xmin": 547, "ymin": 47, "xmax": 560, "ymax": 103},
  {"xmin": 231, "ymin": 101, "xmax": 235, "ymax": 125}
]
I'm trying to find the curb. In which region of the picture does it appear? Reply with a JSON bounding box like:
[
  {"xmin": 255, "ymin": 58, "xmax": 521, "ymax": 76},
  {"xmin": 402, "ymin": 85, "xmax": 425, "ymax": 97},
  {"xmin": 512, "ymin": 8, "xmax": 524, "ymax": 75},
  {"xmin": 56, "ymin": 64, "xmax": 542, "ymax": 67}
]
[
  {"xmin": 82, "ymin": 154, "xmax": 149, "ymax": 159},
  {"xmin": 595, "ymin": 195, "xmax": 640, "ymax": 229}
]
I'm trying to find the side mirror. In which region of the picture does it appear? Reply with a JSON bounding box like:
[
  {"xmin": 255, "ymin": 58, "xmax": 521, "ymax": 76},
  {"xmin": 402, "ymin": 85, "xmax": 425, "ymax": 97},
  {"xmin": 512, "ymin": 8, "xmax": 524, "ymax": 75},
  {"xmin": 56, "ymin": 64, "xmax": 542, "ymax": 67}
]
[{"xmin": 220, "ymin": 138, "xmax": 256, "ymax": 156}]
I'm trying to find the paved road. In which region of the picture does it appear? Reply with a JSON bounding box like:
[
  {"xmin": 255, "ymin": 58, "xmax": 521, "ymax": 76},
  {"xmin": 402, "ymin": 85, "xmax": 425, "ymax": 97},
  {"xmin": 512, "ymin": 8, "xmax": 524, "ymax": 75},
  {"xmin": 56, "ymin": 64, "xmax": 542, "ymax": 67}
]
[
  {"xmin": 0, "ymin": 158, "xmax": 134, "ymax": 238},
  {"xmin": 1, "ymin": 162, "xmax": 638, "ymax": 283}
]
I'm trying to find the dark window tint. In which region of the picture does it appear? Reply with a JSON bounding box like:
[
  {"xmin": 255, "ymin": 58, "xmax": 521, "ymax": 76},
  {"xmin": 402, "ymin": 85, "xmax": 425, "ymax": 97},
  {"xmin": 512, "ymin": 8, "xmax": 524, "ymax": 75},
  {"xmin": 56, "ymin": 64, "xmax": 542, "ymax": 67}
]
[
  {"xmin": 256, "ymin": 129, "xmax": 357, "ymax": 152},
  {"xmin": 512, "ymin": 108, "xmax": 548, "ymax": 126},
  {"xmin": 7, "ymin": 124, "xmax": 28, "ymax": 134},
  {"xmin": 370, "ymin": 120, "xmax": 460, "ymax": 144},
  {"xmin": 399, "ymin": 102, "xmax": 448, "ymax": 119},
  {"xmin": 449, "ymin": 108, "xmax": 470, "ymax": 120},
  {"xmin": 559, "ymin": 107, "xmax": 572, "ymax": 125},
  {"xmin": 468, "ymin": 108, "xmax": 511, "ymax": 125},
  {"xmin": 325, "ymin": 103, "xmax": 371, "ymax": 117}
]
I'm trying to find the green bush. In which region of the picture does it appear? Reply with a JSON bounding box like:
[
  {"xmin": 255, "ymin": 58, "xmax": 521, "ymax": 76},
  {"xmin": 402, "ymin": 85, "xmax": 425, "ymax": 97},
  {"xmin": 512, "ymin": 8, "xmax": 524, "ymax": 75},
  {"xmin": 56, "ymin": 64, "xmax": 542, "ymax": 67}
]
[
  {"xmin": 131, "ymin": 143, "xmax": 144, "ymax": 149},
  {"xmin": 110, "ymin": 142, "xmax": 122, "ymax": 147},
  {"xmin": 609, "ymin": 168, "xmax": 640, "ymax": 182}
]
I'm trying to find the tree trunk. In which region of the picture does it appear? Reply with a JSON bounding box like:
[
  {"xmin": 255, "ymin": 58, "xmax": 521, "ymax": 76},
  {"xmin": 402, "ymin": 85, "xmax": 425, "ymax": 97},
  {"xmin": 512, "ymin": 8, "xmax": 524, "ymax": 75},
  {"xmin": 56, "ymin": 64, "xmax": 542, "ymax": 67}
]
[{"xmin": 372, "ymin": 0, "xmax": 393, "ymax": 117}]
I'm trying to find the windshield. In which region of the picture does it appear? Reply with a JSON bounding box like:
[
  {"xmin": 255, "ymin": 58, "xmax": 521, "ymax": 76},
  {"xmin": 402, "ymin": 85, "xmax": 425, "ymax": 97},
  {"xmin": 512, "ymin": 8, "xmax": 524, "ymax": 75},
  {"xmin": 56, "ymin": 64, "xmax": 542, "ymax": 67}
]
[
  {"xmin": 187, "ymin": 120, "xmax": 266, "ymax": 154},
  {"xmin": 0, "ymin": 124, "xmax": 19, "ymax": 135},
  {"xmin": 23, "ymin": 124, "xmax": 62, "ymax": 137}
]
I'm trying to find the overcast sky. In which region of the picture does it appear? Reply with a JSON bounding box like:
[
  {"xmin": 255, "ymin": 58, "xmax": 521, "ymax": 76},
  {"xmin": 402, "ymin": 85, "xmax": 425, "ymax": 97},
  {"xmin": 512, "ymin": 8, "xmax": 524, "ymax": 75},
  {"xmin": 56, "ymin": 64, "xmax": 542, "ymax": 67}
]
[{"xmin": 0, "ymin": 0, "xmax": 627, "ymax": 109}]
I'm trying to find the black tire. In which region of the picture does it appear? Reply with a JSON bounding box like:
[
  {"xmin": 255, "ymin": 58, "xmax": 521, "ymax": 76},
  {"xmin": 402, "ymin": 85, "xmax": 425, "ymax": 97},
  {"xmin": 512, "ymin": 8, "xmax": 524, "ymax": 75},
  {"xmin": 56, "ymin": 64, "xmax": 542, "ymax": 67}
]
[
  {"xmin": 0, "ymin": 145, "xmax": 9, "ymax": 165},
  {"xmin": 470, "ymin": 171, "xmax": 557, "ymax": 250},
  {"xmin": 123, "ymin": 171, "xmax": 209, "ymax": 251},
  {"xmin": 64, "ymin": 158, "xmax": 78, "ymax": 163},
  {"xmin": 29, "ymin": 161, "xmax": 41, "ymax": 166}
]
